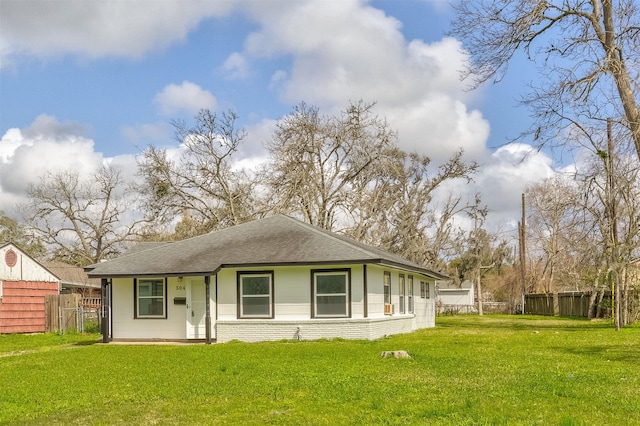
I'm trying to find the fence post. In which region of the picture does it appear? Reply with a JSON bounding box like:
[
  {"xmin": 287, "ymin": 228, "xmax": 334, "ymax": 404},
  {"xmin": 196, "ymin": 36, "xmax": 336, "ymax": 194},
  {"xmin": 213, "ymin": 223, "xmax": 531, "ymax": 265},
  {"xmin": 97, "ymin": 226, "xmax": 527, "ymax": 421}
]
[{"xmin": 59, "ymin": 305, "xmax": 64, "ymax": 334}]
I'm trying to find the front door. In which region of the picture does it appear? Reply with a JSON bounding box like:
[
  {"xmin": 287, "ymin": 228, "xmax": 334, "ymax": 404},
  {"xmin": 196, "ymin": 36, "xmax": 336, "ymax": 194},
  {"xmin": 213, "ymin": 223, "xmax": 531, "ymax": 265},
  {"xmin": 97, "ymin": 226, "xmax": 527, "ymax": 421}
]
[{"xmin": 186, "ymin": 278, "xmax": 206, "ymax": 339}]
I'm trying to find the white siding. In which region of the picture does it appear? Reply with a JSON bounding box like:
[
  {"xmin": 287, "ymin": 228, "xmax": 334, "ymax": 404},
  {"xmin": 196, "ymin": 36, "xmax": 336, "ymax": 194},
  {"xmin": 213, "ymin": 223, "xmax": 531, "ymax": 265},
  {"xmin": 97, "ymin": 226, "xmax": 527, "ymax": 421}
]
[
  {"xmin": 366, "ymin": 266, "xmax": 386, "ymax": 316},
  {"xmin": 217, "ymin": 264, "xmax": 437, "ymax": 343},
  {"xmin": 436, "ymin": 280, "xmax": 475, "ymax": 306},
  {"xmin": 366, "ymin": 265, "xmax": 435, "ymax": 321},
  {"xmin": 112, "ymin": 277, "xmax": 214, "ymax": 340},
  {"xmin": 217, "ymin": 265, "xmax": 366, "ymax": 321},
  {"xmin": 215, "ymin": 269, "xmax": 237, "ymax": 320},
  {"xmin": 0, "ymin": 244, "xmax": 58, "ymax": 283},
  {"xmin": 110, "ymin": 263, "xmax": 437, "ymax": 342},
  {"xmin": 437, "ymin": 289, "xmax": 474, "ymax": 306}
]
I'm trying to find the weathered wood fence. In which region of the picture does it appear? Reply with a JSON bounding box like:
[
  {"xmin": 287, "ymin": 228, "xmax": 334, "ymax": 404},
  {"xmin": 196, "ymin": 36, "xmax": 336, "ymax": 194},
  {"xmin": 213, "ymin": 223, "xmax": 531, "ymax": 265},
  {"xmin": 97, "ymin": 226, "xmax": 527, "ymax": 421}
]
[
  {"xmin": 524, "ymin": 291, "xmax": 614, "ymax": 318},
  {"xmin": 45, "ymin": 293, "xmax": 82, "ymax": 333},
  {"xmin": 524, "ymin": 293, "xmax": 556, "ymax": 316},
  {"xmin": 557, "ymin": 292, "xmax": 593, "ymax": 317}
]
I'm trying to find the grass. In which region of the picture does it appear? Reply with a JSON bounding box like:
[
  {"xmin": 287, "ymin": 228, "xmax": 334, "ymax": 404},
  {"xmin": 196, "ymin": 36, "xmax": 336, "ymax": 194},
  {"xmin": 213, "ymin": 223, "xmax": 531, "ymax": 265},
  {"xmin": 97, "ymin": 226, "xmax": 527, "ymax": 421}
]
[
  {"xmin": 1, "ymin": 315, "xmax": 639, "ymax": 425},
  {"xmin": 0, "ymin": 331, "xmax": 99, "ymax": 354}
]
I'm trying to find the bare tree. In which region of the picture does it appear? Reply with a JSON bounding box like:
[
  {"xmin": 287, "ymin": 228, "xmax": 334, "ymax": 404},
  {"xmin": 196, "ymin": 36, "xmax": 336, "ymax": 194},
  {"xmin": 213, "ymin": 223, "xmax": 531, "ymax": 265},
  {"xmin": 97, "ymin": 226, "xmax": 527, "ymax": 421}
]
[
  {"xmin": 265, "ymin": 101, "xmax": 478, "ymax": 269},
  {"xmin": 526, "ymin": 176, "xmax": 597, "ymax": 293},
  {"xmin": 137, "ymin": 109, "xmax": 259, "ymax": 238},
  {"xmin": 524, "ymin": 145, "xmax": 640, "ymax": 325},
  {"xmin": 449, "ymin": 0, "xmax": 640, "ymax": 161},
  {"xmin": 611, "ymin": 161, "xmax": 640, "ymax": 325},
  {"xmin": 580, "ymin": 149, "xmax": 640, "ymax": 327},
  {"xmin": 264, "ymin": 101, "xmax": 396, "ymax": 230},
  {"xmin": 346, "ymin": 149, "xmax": 478, "ymax": 270},
  {"xmin": 19, "ymin": 166, "xmax": 144, "ymax": 266}
]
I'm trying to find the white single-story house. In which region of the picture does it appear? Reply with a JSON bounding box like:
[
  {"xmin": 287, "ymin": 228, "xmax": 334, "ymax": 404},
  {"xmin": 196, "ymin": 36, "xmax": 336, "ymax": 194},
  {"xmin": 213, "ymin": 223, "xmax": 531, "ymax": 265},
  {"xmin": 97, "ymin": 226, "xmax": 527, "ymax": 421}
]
[{"xmin": 86, "ymin": 215, "xmax": 447, "ymax": 343}]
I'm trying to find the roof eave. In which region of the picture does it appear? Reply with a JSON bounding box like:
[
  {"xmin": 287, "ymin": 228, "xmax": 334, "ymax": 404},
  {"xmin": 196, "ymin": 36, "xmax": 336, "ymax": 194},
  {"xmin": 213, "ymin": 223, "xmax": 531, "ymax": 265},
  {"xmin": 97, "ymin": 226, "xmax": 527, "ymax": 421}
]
[
  {"xmin": 87, "ymin": 259, "xmax": 448, "ymax": 280},
  {"xmin": 373, "ymin": 260, "xmax": 449, "ymax": 280}
]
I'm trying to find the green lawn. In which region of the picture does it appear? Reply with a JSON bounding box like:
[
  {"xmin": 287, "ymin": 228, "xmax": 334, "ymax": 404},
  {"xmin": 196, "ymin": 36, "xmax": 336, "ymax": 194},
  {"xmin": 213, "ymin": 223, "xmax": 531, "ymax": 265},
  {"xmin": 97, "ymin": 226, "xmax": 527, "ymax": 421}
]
[{"xmin": 1, "ymin": 315, "xmax": 638, "ymax": 425}]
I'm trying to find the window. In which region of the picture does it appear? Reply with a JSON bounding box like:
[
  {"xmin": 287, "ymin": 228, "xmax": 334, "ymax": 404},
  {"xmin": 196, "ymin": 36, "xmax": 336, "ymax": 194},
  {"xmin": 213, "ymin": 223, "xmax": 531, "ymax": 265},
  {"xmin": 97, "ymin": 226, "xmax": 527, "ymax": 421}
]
[
  {"xmin": 384, "ymin": 272, "xmax": 391, "ymax": 305},
  {"xmin": 135, "ymin": 278, "xmax": 166, "ymax": 318},
  {"xmin": 420, "ymin": 281, "xmax": 430, "ymax": 299},
  {"xmin": 408, "ymin": 276, "xmax": 414, "ymax": 313},
  {"xmin": 312, "ymin": 270, "xmax": 350, "ymax": 318},
  {"xmin": 399, "ymin": 274, "xmax": 405, "ymax": 314},
  {"xmin": 238, "ymin": 272, "xmax": 274, "ymax": 318}
]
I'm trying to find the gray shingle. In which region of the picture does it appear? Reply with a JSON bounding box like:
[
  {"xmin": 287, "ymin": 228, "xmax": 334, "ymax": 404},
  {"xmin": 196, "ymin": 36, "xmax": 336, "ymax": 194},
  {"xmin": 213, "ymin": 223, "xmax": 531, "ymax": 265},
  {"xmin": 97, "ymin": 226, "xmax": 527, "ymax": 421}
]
[{"xmin": 86, "ymin": 215, "xmax": 447, "ymax": 279}]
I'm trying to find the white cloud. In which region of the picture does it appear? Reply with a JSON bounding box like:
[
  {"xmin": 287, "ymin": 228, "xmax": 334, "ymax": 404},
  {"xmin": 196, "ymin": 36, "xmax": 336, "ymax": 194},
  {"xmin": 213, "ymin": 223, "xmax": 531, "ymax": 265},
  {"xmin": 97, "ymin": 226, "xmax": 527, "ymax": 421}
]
[
  {"xmin": 122, "ymin": 122, "xmax": 170, "ymax": 145},
  {"xmin": 269, "ymin": 70, "xmax": 288, "ymax": 91},
  {"xmin": 427, "ymin": 143, "xmax": 556, "ymax": 235},
  {"xmin": 238, "ymin": 118, "xmax": 277, "ymax": 159},
  {"xmin": 239, "ymin": 2, "xmax": 470, "ymax": 105},
  {"xmin": 386, "ymin": 97, "xmax": 490, "ymax": 163},
  {"xmin": 466, "ymin": 144, "xmax": 555, "ymax": 232},
  {"xmin": 154, "ymin": 81, "xmax": 217, "ymax": 116},
  {"xmin": 0, "ymin": 116, "xmax": 136, "ymax": 218},
  {"xmin": 0, "ymin": 0, "xmax": 236, "ymax": 66},
  {"xmin": 229, "ymin": 1, "xmax": 487, "ymax": 164},
  {"xmin": 0, "ymin": 128, "xmax": 23, "ymax": 164},
  {"xmin": 0, "ymin": 116, "xmax": 103, "ymax": 194},
  {"xmin": 222, "ymin": 52, "xmax": 250, "ymax": 80}
]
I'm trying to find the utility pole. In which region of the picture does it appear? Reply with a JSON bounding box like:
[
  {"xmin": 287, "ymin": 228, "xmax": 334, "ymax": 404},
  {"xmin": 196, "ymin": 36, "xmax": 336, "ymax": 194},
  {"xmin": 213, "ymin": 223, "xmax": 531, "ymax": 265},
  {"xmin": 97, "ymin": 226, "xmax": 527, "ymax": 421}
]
[
  {"xmin": 519, "ymin": 193, "xmax": 526, "ymax": 314},
  {"xmin": 474, "ymin": 211, "xmax": 483, "ymax": 316}
]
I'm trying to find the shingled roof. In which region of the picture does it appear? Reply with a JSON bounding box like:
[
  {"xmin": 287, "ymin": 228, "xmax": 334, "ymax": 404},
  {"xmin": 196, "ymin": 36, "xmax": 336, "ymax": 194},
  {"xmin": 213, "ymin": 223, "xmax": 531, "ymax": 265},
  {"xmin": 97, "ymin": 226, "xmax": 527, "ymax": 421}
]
[
  {"xmin": 85, "ymin": 215, "xmax": 447, "ymax": 279},
  {"xmin": 44, "ymin": 261, "xmax": 101, "ymax": 289}
]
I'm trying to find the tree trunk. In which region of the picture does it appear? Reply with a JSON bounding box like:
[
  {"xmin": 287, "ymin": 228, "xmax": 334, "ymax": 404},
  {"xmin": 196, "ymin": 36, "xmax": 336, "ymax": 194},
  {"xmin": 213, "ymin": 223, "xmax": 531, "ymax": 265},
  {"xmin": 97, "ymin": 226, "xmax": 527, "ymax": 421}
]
[
  {"xmin": 477, "ymin": 269, "xmax": 483, "ymax": 316},
  {"xmin": 601, "ymin": 0, "xmax": 640, "ymax": 162},
  {"xmin": 614, "ymin": 271, "xmax": 621, "ymax": 330},
  {"xmin": 596, "ymin": 289, "xmax": 605, "ymax": 319},
  {"xmin": 588, "ymin": 289, "xmax": 598, "ymax": 319},
  {"xmin": 621, "ymin": 267, "xmax": 628, "ymax": 327}
]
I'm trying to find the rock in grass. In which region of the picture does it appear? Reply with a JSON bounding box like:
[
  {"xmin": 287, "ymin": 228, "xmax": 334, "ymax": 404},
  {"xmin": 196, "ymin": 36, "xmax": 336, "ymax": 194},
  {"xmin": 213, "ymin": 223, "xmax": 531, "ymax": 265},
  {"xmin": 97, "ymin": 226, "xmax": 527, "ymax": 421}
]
[{"xmin": 381, "ymin": 350, "xmax": 411, "ymax": 359}]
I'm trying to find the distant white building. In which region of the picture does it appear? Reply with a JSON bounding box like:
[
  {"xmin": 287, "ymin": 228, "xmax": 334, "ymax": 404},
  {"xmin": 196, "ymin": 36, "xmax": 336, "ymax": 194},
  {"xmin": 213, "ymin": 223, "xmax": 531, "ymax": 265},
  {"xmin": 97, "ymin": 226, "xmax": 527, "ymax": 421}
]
[{"xmin": 436, "ymin": 280, "xmax": 475, "ymax": 313}]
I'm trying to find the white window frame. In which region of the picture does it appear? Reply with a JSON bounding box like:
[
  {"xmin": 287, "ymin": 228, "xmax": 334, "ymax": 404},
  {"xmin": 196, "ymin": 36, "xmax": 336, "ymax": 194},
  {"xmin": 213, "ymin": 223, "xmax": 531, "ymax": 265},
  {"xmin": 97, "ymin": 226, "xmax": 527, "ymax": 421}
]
[
  {"xmin": 399, "ymin": 274, "xmax": 405, "ymax": 314},
  {"xmin": 408, "ymin": 276, "xmax": 414, "ymax": 313},
  {"xmin": 238, "ymin": 271, "xmax": 274, "ymax": 319},
  {"xmin": 384, "ymin": 272, "xmax": 391, "ymax": 305},
  {"xmin": 135, "ymin": 278, "xmax": 166, "ymax": 319},
  {"xmin": 312, "ymin": 269, "xmax": 350, "ymax": 318},
  {"xmin": 420, "ymin": 281, "xmax": 430, "ymax": 299}
]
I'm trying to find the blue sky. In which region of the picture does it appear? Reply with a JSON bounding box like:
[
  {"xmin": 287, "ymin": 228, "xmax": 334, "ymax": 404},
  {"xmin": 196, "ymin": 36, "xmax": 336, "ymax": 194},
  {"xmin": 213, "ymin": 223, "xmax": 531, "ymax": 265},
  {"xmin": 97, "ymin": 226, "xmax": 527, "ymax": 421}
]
[{"xmin": 0, "ymin": 0, "xmax": 554, "ymax": 234}]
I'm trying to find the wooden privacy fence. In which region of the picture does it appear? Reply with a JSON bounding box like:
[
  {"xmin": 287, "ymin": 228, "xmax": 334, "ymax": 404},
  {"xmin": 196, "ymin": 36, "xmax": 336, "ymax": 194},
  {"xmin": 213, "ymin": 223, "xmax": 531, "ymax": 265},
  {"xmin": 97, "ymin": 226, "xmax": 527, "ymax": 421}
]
[
  {"xmin": 45, "ymin": 293, "xmax": 82, "ymax": 333},
  {"xmin": 558, "ymin": 292, "xmax": 593, "ymax": 317},
  {"xmin": 524, "ymin": 291, "xmax": 615, "ymax": 318},
  {"xmin": 524, "ymin": 293, "xmax": 556, "ymax": 316}
]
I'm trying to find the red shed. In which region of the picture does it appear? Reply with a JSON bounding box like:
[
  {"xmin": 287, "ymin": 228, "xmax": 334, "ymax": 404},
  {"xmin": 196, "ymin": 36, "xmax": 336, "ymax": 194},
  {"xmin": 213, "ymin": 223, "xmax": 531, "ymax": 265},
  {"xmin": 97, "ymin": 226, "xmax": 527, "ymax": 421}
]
[{"xmin": 0, "ymin": 243, "xmax": 60, "ymax": 333}]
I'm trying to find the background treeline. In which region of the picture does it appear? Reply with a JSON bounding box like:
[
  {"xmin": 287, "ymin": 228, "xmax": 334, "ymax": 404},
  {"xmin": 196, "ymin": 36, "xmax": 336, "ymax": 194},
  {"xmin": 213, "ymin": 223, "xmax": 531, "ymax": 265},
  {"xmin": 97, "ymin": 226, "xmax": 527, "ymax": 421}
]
[{"xmin": 2, "ymin": 101, "xmax": 640, "ymax": 326}]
